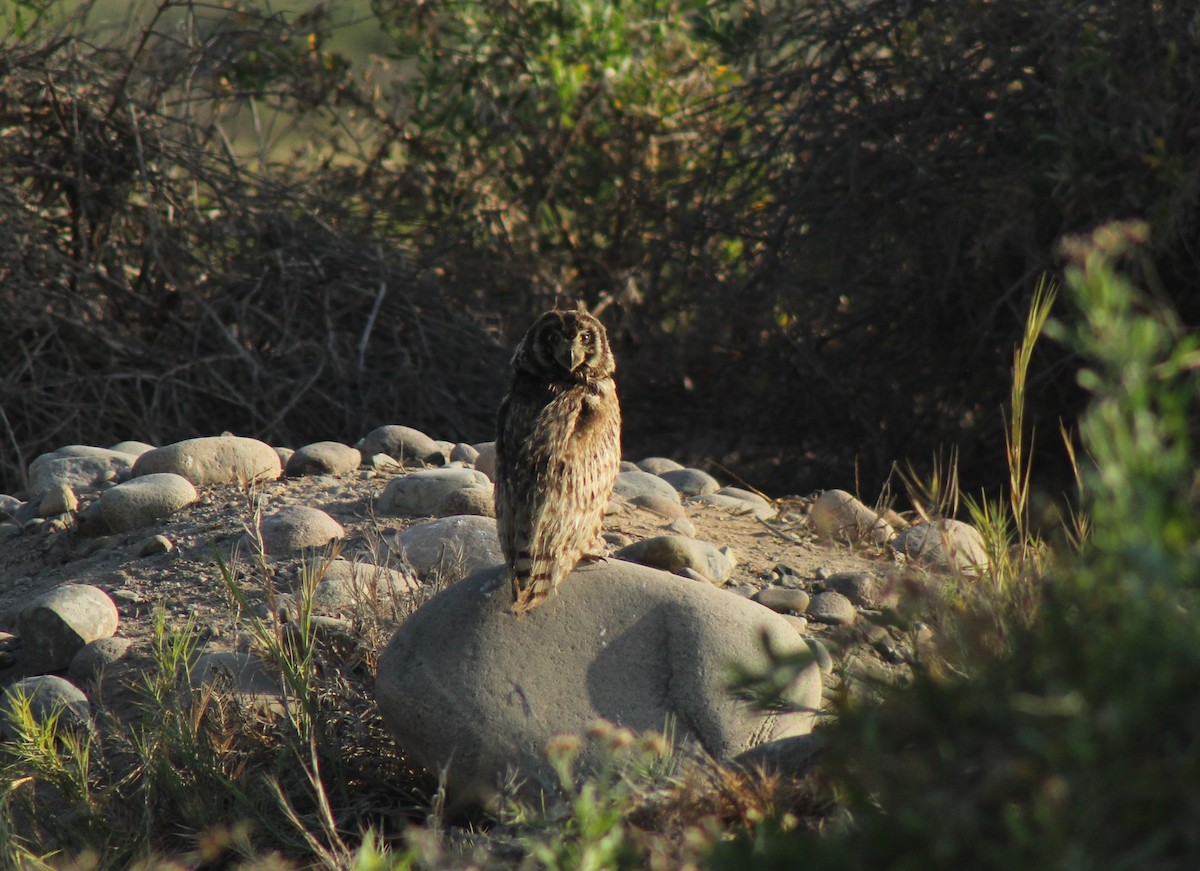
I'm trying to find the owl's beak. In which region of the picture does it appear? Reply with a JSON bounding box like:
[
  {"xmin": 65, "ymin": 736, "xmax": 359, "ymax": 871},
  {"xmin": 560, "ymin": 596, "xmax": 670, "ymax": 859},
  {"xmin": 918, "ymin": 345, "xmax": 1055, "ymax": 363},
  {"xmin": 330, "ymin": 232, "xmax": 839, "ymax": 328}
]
[
  {"xmin": 556, "ymin": 342, "xmax": 585, "ymax": 372},
  {"xmin": 570, "ymin": 343, "xmax": 586, "ymax": 371}
]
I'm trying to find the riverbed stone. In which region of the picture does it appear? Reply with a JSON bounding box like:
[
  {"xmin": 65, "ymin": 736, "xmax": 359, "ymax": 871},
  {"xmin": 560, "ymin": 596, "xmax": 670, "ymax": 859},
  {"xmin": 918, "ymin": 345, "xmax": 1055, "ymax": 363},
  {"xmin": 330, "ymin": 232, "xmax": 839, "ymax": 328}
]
[
  {"xmin": 374, "ymin": 559, "xmax": 822, "ymax": 812},
  {"xmin": 133, "ymin": 436, "xmax": 282, "ymax": 486},
  {"xmin": 18, "ymin": 584, "xmax": 120, "ymax": 674},
  {"xmin": 100, "ymin": 473, "xmax": 199, "ymax": 532},
  {"xmin": 285, "ymin": 441, "xmax": 362, "ymax": 477}
]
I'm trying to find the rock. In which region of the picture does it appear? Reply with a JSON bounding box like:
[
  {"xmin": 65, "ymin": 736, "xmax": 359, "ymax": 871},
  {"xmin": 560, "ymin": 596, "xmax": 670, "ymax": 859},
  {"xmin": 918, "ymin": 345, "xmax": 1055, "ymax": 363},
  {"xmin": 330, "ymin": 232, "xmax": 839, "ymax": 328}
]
[
  {"xmin": 636, "ymin": 457, "xmax": 684, "ymax": 475},
  {"xmin": 629, "ymin": 494, "xmax": 685, "ymax": 520},
  {"xmin": 436, "ymin": 486, "xmax": 496, "ymax": 518},
  {"xmin": 257, "ymin": 506, "xmax": 345, "ymax": 555},
  {"xmin": 668, "ymin": 516, "xmax": 697, "ymax": 538},
  {"xmin": 100, "ymin": 473, "xmax": 199, "ymax": 532},
  {"xmin": 68, "ymin": 637, "xmax": 135, "ymax": 684},
  {"xmin": 377, "ymin": 467, "xmax": 493, "ymax": 517},
  {"xmin": 109, "ymin": 440, "xmax": 156, "ymax": 457},
  {"xmin": 185, "ymin": 651, "xmax": 285, "ymax": 716},
  {"xmin": 1, "ymin": 675, "xmax": 91, "ymax": 737},
  {"xmin": 133, "ymin": 436, "xmax": 282, "ymax": 486},
  {"xmin": 893, "ymin": 519, "xmax": 989, "ymax": 574},
  {"xmin": 0, "ymin": 493, "xmax": 22, "ymax": 519},
  {"xmin": 803, "ymin": 636, "xmax": 834, "ymax": 674},
  {"xmin": 614, "ymin": 535, "xmax": 732, "ymax": 584},
  {"xmin": 732, "ymin": 732, "xmax": 825, "ymax": 779},
  {"xmin": 781, "ymin": 614, "xmax": 809, "ymax": 634},
  {"xmin": 39, "ymin": 482, "xmax": 79, "ymax": 517},
  {"xmin": 806, "ymin": 590, "xmax": 857, "ymax": 625},
  {"xmin": 275, "ymin": 446, "xmax": 295, "ymax": 467},
  {"xmin": 356, "ymin": 425, "xmax": 444, "ymax": 467},
  {"xmin": 136, "ymin": 534, "xmax": 175, "ymax": 557},
  {"xmin": 391, "ymin": 515, "xmax": 504, "ymax": 582},
  {"xmin": 809, "ymin": 489, "xmax": 893, "ymax": 545},
  {"xmin": 18, "ymin": 584, "xmax": 120, "ymax": 674},
  {"xmin": 285, "ymin": 441, "xmax": 362, "ymax": 477},
  {"xmin": 687, "ymin": 493, "xmax": 776, "ymax": 520},
  {"xmin": 374, "ymin": 560, "xmax": 822, "ymax": 812},
  {"xmin": 473, "ymin": 442, "xmax": 497, "ymax": 481},
  {"xmin": 719, "ymin": 486, "xmax": 771, "ymax": 506},
  {"xmin": 309, "ymin": 558, "xmax": 419, "ymax": 617},
  {"xmin": 824, "ymin": 571, "xmax": 887, "ymax": 607},
  {"xmin": 28, "ymin": 446, "xmax": 136, "ymax": 499},
  {"xmin": 753, "ymin": 587, "xmax": 811, "ymax": 614},
  {"xmin": 612, "ymin": 470, "xmax": 681, "ymax": 504},
  {"xmin": 659, "ymin": 468, "xmax": 721, "ymax": 497},
  {"xmin": 450, "ymin": 443, "xmax": 481, "ymax": 465}
]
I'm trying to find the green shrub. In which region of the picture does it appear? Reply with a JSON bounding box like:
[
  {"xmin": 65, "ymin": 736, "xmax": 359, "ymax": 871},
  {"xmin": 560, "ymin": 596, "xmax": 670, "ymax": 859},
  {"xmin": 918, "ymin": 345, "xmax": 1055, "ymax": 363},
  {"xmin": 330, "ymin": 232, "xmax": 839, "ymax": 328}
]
[{"xmin": 711, "ymin": 221, "xmax": 1200, "ymax": 869}]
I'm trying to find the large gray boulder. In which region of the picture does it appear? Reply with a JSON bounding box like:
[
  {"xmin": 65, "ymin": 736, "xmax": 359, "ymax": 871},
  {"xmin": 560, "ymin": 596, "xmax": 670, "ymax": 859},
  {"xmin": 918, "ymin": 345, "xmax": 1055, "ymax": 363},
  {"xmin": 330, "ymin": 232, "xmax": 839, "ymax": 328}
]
[{"xmin": 375, "ymin": 560, "xmax": 822, "ymax": 812}]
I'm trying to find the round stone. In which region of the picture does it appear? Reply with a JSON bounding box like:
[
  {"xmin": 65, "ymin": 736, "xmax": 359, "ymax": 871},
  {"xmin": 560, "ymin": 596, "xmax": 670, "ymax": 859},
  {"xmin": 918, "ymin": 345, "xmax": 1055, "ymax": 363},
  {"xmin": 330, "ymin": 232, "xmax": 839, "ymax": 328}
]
[
  {"xmin": 133, "ymin": 436, "xmax": 282, "ymax": 486},
  {"xmin": 659, "ymin": 468, "xmax": 721, "ymax": 497},
  {"xmin": 257, "ymin": 506, "xmax": 346, "ymax": 555},
  {"xmin": 612, "ymin": 470, "xmax": 681, "ymax": 504},
  {"xmin": 753, "ymin": 587, "xmax": 811, "ymax": 614},
  {"xmin": 391, "ymin": 515, "xmax": 503, "ymax": 583},
  {"xmin": 809, "ymin": 489, "xmax": 893, "ymax": 545},
  {"xmin": 19, "ymin": 584, "xmax": 120, "ymax": 674},
  {"xmin": 1, "ymin": 676, "xmax": 91, "ymax": 737},
  {"xmin": 377, "ymin": 467, "xmax": 493, "ymax": 517},
  {"xmin": 614, "ymin": 535, "xmax": 732, "ymax": 584},
  {"xmin": 636, "ymin": 457, "xmax": 684, "ymax": 475},
  {"xmin": 101, "ymin": 473, "xmax": 199, "ymax": 532},
  {"xmin": 285, "ymin": 441, "xmax": 362, "ymax": 477},
  {"xmin": 806, "ymin": 590, "xmax": 857, "ymax": 625},
  {"xmin": 436, "ymin": 486, "xmax": 496, "ymax": 518},
  {"xmin": 356, "ymin": 425, "xmax": 444, "ymax": 467},
  {"xmin": 893, "ymin": 519, "xmax": 989, "ymax": 574}
]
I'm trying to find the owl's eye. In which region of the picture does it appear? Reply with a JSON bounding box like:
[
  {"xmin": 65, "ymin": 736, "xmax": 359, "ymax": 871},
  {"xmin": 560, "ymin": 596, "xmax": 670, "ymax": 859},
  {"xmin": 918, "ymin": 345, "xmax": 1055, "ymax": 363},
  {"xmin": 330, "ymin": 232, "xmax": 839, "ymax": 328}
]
[{"xmin": 579, "ymin": 331, "xmax": 593, "ymax": 344}]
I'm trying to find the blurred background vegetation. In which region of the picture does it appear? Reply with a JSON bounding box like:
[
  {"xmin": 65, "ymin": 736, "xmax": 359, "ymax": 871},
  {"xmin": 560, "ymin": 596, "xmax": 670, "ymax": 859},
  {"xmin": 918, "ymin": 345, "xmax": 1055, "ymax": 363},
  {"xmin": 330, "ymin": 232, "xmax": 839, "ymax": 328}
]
[{"xmin": 2, "ymin": 0, "xmax": 1197, "ymax": 503}]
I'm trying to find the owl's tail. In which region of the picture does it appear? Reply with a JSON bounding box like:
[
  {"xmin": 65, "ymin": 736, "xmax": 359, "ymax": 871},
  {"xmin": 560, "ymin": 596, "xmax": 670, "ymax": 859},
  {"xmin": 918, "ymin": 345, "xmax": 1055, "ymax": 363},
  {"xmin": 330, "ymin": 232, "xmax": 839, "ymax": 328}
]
[{"xmin": 510, "ymin": 549, "xmax": 554, "ymax": 613}]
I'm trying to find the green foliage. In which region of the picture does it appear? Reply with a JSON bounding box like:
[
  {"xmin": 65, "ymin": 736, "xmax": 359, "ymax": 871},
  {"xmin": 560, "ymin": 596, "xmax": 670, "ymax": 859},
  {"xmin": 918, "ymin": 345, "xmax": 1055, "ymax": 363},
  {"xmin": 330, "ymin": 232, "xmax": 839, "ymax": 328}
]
[{"xmin": 711, "ymin": 223, "xmax": 1200, "ymax": 869}]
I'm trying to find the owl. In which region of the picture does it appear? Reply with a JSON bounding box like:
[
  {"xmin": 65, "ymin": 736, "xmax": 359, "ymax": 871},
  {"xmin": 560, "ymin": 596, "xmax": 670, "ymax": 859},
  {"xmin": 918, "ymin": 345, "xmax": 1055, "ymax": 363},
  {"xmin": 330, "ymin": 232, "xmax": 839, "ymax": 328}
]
[{"xmin": 495, "ymin": 304, "xmax": 622, "ymax": 613}]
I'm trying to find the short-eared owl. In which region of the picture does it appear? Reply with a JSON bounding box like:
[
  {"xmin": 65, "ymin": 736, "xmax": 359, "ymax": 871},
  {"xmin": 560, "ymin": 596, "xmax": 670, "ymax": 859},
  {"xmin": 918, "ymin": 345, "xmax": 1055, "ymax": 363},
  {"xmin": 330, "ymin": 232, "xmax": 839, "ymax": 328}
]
[{"xmin": 495, "ymin": 304, "xmax": 622, "ymax": 613}]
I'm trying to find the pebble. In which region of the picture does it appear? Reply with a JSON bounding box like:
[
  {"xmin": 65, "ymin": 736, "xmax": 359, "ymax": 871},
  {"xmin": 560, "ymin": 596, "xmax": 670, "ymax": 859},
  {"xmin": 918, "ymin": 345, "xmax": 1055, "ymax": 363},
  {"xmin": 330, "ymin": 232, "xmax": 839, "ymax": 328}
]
[
  {"xmin": 356, "ymin": 425, "xmax": 444, "ymax": 468},
  {"xmin": 450, "ymin": 443, "xmax": 480, "ymax": 465},
  {"xmin": 687, "ymin": 493, "xmax": 776, "ymax": 520},
  {"xmin": 39, "ymin": 482, "xmax": 79, "ymax": 517},
  {"xmin": 717, "ymin": 486, "xmax": 773, "ymax": 509},
  {"xmin": 893, "ymin": 519, "xmax": 989, "ymax": 574},
  {"xmin": 136, "ymin": 534, "xmax": 175, "ymax": 557},
  {"xmin": 1, "ymin": 675, "xmax": 91, "ymax": 737},
  {"xmin": 629, "ymin": 493, "xmax": 685, "ymax": 520},
  {"xmin": 808, "ymin": 489, "xmax": 893, "ymax": 545},
  {"xmin": 806, "ymin": 590, "xmax": 857, "ymax": 625},
  {"xmin": 0, "ymin": 494, "xmax": 22, "ymax": 518},
  {"xmin": 257, "ymin": 506, "xmax": 346, "ymax": 555},
  {"xmin": 185, "ymin": 651, "xmax": 286, "ymax": 716},
  {"xmin": 18, "ymin": 583, "xmax": 120, "ymax": 674},
  {"xmin": 659, "ymin": 468, "xmax": 721, "ymax": 497},
  {"xmin": 753, "ymin": 587, "xmax": 811, "ymax": 614},
  {"xmin": 636, "ymin": 457, "xmax": 684, "ymax": 474},
  {"xmin": 803, "ymin": 636, "xmax": 834, "ymax": 674},
  {"xmin": 28, "ymin": 446, "xmax": 136, "ymax": 499},
  {"xmin": 668, "ymin": 516, "xmax": 696, "ymax": 537},
  {"xmin": 781, "ymin": 614, "xmax": 809, "ymax": 634},
  {"xmin": 614, "ymin": 535, "xmax": 732, "ymax": 583},
  {"xmin": 377, "ymin": 467, "xmax": 493, "ymax": 517},
  {"xmin": 391, "ymin": 515, "xmax": 503, "ymax": 582},
  {"xmin": 68, "ymin": 637, "xmax": 135, "ymax": 684},
  {"xmin": 101, "ymin": 473, "xmax": 199, "ymax": 532},
  {"xmin": 473, "ymin": 442, "xmax": 497, "ymax": 481},
  {"xmin": 825, "ymin": 571, "xmax": 884, "ymax": 607},
  {"xmin": 612, "ymin": 470, "xmax": 681, "ymax": 504},
  {"xmin": 285, "ymin": 441, "xmax": 362, "ymax": 477},
  {"xmin": 436, "ymin": 486, "xmax": 496, "ymax": 518}
]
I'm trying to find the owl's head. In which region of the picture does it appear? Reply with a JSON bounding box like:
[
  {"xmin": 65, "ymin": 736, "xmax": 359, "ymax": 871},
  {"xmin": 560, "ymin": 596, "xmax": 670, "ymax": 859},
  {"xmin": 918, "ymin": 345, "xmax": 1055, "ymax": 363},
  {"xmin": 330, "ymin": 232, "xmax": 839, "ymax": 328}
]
[{"xmin": 513, "ymin": 304, "xmax": 614, "ymax": 382}]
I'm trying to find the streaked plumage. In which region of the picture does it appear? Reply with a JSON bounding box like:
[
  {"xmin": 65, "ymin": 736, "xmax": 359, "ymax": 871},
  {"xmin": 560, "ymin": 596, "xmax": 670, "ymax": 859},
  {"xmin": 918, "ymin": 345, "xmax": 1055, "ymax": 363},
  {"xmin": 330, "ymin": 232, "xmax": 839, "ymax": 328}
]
[{"xmin": 494, "ymin": 304, "xmax": 622, "ymax": 613}]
